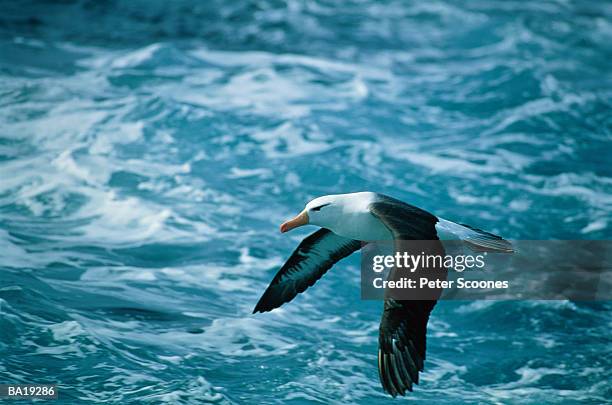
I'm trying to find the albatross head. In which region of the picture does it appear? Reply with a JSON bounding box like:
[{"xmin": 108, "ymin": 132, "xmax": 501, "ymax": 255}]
[{"xmin": 280, "ymin": 195, "xmax": 342, "ymax": 233}]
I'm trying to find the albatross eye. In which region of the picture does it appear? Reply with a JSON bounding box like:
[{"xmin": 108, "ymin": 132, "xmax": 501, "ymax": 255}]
[{"xmin": 311, "ymin": 203, "xmax": 331, "ymax": 212}]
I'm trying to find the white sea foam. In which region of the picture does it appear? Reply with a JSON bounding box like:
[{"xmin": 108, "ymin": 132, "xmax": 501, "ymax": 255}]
[
  {"xmin": 35, "ymin": 320, "xmax": 99, "ymax": 358},
  {"xmin": 1, "ymin": 5, "xmax": 610, "ymax": 401}
]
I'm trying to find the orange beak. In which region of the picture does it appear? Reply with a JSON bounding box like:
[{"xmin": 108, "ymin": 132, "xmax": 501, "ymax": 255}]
[{"xmin": 280, "ymin": 210, "xmax": 309, "ymax": 233}]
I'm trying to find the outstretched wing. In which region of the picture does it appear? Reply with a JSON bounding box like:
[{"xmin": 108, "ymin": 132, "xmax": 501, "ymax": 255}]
[
  {"xmin": 378, "ymin": 298, "xmax": 436, "ymax": 395},
  {"xmin": 369, "ymin": 196, "xmax": 446, "ymax": 396},
  {"xmin": 369, "ymin": 195, "xmax": 439, "ymax": 240},
  {"xmin": 253, "ymin": 228, "xmax": 361, "ymax": 313}
]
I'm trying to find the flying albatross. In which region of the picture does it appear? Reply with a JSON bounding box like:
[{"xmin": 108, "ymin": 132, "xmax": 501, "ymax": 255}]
[{"xmin": 253, "ymin": 192, "xmax": 513, "ymax": 396}]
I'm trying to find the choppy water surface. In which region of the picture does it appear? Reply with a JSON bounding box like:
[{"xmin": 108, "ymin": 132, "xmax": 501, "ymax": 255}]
[{"xmin": 1, "ymin": 1, "xmax": 611, "ymax": 403}]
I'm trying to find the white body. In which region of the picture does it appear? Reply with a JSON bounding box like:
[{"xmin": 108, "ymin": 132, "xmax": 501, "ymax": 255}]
[{"xmin": 304, "ymin": 192, "xmax": 478, "ymax": 243}]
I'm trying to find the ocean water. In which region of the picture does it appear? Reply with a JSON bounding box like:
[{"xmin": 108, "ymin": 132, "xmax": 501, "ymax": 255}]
[{"xmin": 1, "ymin": 1, "xmax": 611, "ymax": 403}]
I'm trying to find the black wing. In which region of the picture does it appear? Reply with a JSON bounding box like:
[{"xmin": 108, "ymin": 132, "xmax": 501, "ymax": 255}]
[
  {"xmin": 369, "ymin": 196, "xmax": 446, "ymax": 396},
  {"xmin": 369, "ymin": 195, "xmax": 439, "ymax": 240},
  {"xmin": 378, "ymin": 298, "xmax": 436, "ymax": 395},
  {"xmin": 253, "ymin": 228, "xmax": 361, "ymax": 313}
]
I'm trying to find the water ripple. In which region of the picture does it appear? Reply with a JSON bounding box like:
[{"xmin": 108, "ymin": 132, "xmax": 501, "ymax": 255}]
[{"xmin": 1, "ymin": 0, "xmax": 611, "ymax": 403}]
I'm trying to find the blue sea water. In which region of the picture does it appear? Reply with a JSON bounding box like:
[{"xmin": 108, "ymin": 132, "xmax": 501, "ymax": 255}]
[{"xmin": 1, "ymin": 1, "xmax": 611, "ymax": 403}]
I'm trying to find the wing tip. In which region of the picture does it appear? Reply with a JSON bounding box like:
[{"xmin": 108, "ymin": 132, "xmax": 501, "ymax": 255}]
[
  {"xmin": 252, "ymin": 299, "xmax": 268, "ymax": 314},
  {"xmin": 379, "ymin": 345, "xmax": 423, "ymax": 398},
  {"xmin": 253, "ymin": 291, "xmax": 291, "ymax": 314},
  {"xmin": 252, "ymin": 302, "xmax": 272, "ymax": 314}
]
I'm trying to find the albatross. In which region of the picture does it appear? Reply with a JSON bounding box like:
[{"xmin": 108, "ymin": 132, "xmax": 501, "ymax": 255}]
[{"xmin": 253, "ymin": 192, "xmax": 513, "ymax": 396}]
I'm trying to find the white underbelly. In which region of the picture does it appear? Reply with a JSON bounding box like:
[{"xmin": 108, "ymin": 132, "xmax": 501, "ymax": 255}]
[{"xmin": 330, "ymin": 212, "xmax": 393, "ymax": 242}]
